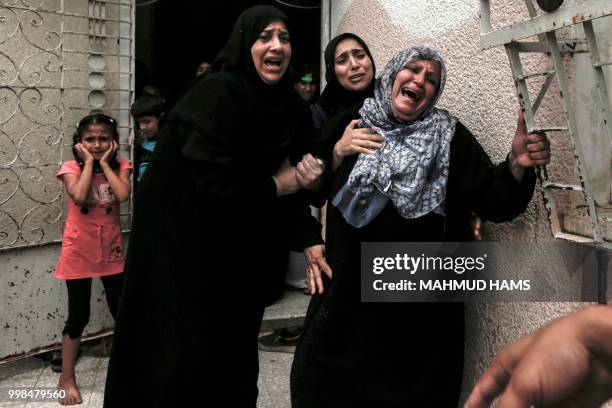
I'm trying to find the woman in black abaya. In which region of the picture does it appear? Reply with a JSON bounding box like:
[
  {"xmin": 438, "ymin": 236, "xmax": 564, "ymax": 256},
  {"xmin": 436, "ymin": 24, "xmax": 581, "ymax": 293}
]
[
  {"xmin": 104, "ymin": 6, "xmax": 322, "ymax": 407},
  {"xmin": 291, "ymin": 47, "xmax": 550, "ymax": 407},
  {"xmin": 300, "ymin": 33, "xmax": 385, "ymax": 291}
]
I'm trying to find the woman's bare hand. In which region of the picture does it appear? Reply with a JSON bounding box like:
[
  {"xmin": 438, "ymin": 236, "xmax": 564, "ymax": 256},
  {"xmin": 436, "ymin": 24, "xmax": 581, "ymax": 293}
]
[
  {"xmin": 296, "ymin": 154, "xmax": 325, "ymax": 191},
  {"xmin": 332, "ymin": 119, "xmax": 383, "ymax": 170}
]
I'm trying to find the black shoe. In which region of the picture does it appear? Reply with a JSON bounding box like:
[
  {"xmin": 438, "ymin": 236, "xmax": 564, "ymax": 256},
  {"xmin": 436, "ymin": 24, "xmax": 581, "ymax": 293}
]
[
  {"xmin": 50, "ymin": 348, "xmax": 82, "ymax": 373},
  {"xmin": 258, "ymin": 327, "xmax": 302, "ymax": 353},
  {"xmin": 286, "ymin": 284, "xmax": 311, "ymax": 296},
  {"xmin": 50, "ymin": 350, "xmax": 62, "ymax": 373}
]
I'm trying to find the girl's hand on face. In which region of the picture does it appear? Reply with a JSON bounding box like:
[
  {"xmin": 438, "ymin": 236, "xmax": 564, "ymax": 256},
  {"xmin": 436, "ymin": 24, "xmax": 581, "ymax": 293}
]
[
  {"xmin": 75, "ymin": 143, "xmax": 94, "ymax": 164},
  {"xmin": 333, "ymin": 119, "xmax": 384, "ymax": 159},
  {"xmin": 100, "ymin": 140, "xmax": 118, "ymax": 165}
]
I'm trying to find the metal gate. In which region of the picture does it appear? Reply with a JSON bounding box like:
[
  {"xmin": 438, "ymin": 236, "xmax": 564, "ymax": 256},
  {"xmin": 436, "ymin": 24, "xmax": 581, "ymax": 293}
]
[
  {"xmin": 479, "ymin": 0, "xmax": 612, "ymax": 243},
  {"xmin": 0, "ymin": 0, "xmax": 134, "ymax": 360}
]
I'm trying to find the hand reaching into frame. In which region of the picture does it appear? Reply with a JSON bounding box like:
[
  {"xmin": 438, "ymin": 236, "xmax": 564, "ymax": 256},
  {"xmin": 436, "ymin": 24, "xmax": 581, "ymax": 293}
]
[{"xmin": 465, "ymin": 305, "xmax": 612, "ymax": 408}]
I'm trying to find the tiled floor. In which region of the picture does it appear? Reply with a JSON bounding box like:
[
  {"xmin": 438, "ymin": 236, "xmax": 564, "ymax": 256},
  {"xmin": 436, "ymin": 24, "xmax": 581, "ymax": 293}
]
[
  {"xmin": 0, "ymin": 345, "xmax": 109, "ymax": 408},
  {"xmin": 0, "ymin": 290, "xmax": 309, "ymax": 408},
  {"xmin": 0, "ymin": 344, "xmax": 293, "ymax": 408}
]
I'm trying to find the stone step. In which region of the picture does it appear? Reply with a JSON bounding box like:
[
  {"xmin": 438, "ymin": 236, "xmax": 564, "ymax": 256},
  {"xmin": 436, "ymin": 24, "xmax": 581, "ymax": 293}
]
[{"xmin": 261, "ymin": 289, "xmax": 311, "ymax": 332}]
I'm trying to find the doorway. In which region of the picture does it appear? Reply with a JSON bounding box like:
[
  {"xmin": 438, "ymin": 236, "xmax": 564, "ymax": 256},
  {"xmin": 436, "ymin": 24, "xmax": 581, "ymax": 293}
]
[{"xmin": 135, "ymin": 0, "xmax": 321, "ymax": 104}]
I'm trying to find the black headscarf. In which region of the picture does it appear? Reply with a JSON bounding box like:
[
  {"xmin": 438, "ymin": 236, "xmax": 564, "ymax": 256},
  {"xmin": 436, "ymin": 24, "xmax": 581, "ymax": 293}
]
[
  {"xmin": 166, "ymin": 5, "xmax": 302, "ymax": 167},
  {"xmin": 212, "ymin": 5, "xmax": 293, "ymax": 111},
  {"xmin": 317, "ymin": 33, "xmax": 376, "ymax": 118}
]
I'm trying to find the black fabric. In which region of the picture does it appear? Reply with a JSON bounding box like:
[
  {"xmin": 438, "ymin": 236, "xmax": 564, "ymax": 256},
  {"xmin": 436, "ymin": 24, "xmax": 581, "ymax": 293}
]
[
  {"xmin": 104, "ymin": 6, "xmax": 322, "ymax": 407},
  {"xmin": 62, "ymin": 274, "xmax": 123, "ymax": 339},
  {"xmin": 316, "ymin": 33, "xmax": 376, "ymax": 122},
  {"xmin": 290, "ymin": 111, "xmax": 536, "ymax": 407}
]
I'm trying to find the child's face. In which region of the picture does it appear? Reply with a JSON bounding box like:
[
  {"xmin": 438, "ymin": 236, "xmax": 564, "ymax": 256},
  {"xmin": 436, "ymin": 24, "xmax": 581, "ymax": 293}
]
[
  {"xmin": 295, "ymin": 80, "xmax": 316, "ymax": 102},
  {"xmin": 137, "ymin": 116, "xmax": 159, "ymax": 132},
  {"xmin": 81, "ymin": 123, "xmax": 114, "ymax": 160},
  {"xmin": 136, "ymin": 115, "xmax": 160, "ymax": 139}
]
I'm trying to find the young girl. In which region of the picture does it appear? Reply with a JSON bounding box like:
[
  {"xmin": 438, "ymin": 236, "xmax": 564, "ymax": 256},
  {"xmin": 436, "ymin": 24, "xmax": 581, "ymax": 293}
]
[{"xmin": 54, "ymin": 113, "xmax": 131, "ymax": 405}]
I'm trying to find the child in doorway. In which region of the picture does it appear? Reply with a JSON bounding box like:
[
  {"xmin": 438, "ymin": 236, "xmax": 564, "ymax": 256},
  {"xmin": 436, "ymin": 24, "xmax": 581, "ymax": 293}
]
[
  {"xmin": 54, "ymin": 113, "xmax": 131, "ymax": 405},
  {"xmin": 130, "ymin": 94, "xmax": 163, "ymax": 186}
]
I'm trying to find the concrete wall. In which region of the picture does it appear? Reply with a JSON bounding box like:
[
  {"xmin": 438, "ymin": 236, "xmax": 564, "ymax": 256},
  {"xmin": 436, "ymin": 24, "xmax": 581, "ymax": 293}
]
[
  {"xmin": 1, "ymin": 244, "xmax": 116, "ymax": 359},
  {"xmin": 324, "ymin": 0, "xmax": 608, "ymax": 403}
]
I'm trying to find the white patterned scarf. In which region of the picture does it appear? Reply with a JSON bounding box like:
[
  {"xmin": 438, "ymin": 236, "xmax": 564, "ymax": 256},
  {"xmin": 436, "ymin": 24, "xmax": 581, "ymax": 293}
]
[{"xmin": 332, "ymin": 47, "xmax": 457, "ymax": 227}]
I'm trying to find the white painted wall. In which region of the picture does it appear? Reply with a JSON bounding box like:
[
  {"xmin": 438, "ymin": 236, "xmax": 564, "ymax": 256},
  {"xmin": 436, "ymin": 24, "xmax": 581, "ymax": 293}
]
[
  {"xmin": 324, "ymin": 0, "xmax": 608, "ymax": 403},
  {"xmin": 1, "ymin": 244, "xmax": 116, "ymax": 360}
]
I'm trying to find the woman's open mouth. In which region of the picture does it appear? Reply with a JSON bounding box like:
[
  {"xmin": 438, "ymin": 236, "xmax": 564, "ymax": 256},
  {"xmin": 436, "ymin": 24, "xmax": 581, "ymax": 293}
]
[
  {"xmin": 264, "ymin": 58, "xmax": 283, "ymax": 70},
  {"xmin": 401, "ymin": 87, "xmax": 421, "ymax": 102},
  {"xmin": 348, "ymin": 73, "xmax": 364, "ymax": 82}
]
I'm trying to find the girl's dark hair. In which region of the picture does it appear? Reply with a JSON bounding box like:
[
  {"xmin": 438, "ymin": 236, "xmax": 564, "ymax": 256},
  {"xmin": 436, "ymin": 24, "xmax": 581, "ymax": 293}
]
[{"xmin": 72, "ymin": 112, "xmax": 120, "ymax": 171}]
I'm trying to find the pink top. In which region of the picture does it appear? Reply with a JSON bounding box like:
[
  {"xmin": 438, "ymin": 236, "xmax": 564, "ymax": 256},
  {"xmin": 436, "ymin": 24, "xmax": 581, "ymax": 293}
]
[{"xmin": 54, "ymin": 159, "xmax": 132, "ymax": 280}]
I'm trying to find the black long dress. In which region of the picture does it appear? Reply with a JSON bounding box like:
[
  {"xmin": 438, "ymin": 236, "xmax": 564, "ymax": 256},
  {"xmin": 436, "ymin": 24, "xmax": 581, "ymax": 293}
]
[
  {"xmin": 291, "ymin": 110, "xmax": 536, "ymax": 407},
  {"xmin": 104, "ymin": 6, "xmax": 322, "ymax": 407}
]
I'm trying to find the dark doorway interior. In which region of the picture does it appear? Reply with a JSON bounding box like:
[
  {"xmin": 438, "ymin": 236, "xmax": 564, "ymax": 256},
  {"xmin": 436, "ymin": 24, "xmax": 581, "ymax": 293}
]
[{"xmin": 135, "ymin": 0, "xmax": 321, "ymax": 105}]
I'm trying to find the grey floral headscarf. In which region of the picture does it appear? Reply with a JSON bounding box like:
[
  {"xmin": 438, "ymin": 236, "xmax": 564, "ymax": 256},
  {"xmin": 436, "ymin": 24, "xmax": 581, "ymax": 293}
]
[{"xmin": 332, "ymin": 47, "xmax": 457, "ymax": 227}]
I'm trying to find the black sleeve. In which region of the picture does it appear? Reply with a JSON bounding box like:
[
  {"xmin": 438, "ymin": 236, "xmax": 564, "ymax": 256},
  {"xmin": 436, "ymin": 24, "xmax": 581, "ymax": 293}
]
[
  {"xmin": 288, "ymin": 102, "xmax": 316, "ymax": 164},
  {"xmin": 285, "ymin": 192, "xmax": 324, "ymax": 251},
  {"xmin": 288, "ymin": 104, "xmax": 327, "ymax": 208},
  {"xmin": 312, "ymin": 107, "xmax": 362, "ymax": 200},
  {"xmin": 174, "ymin": 122, "xmax": 279, "ymax": 201},
  {"xmin": 267, "ymin": 101, "xmax": 324, "ymax": 249},
  {"xmin": 448, "ymin": 122, "xmax": 536, "ymax": 223},
  {"xmin": 286, "ymin": 103, "xmax": 325, "ymax": 248},
  {"xmin": 310, "ymin": 103, "xmax": 327, "ymax": 130},
  {"xmin": 294, "ymin": 123, "xmax": 328, "ymax": 208},
  {"xmin": 169, "ymin": 74, "xmax": 278, "ymax": 202}
]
